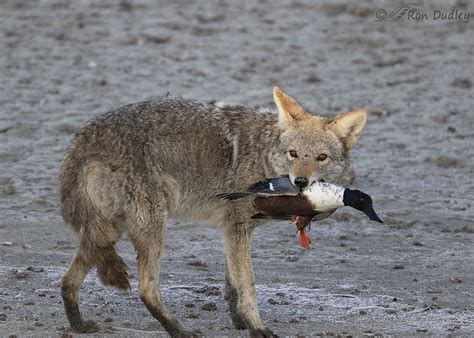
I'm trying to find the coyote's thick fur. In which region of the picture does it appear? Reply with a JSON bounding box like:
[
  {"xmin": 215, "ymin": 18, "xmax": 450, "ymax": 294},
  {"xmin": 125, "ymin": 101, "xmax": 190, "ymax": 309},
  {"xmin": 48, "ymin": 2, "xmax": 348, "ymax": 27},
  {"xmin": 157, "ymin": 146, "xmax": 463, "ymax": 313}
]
[{"xmin": 59, "ymin": 88, "xmax": 367, "ymax": 336}]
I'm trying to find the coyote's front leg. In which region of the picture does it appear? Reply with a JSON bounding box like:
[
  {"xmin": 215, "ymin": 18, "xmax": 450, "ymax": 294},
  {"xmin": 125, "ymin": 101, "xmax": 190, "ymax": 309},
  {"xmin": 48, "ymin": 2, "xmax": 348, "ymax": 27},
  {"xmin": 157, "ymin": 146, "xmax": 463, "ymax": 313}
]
[{"xmin": 222, "ymin": 219, "xmax": 276, "ymax": 338}]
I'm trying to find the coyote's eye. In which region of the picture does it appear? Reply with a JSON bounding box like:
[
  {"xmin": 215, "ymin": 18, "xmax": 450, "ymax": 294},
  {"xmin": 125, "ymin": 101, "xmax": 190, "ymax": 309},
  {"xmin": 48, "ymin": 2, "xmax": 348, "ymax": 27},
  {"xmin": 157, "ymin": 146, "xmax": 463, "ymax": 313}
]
[
  {"xmin": 287, "ymin": 150, "xmax": 298, "ymax": 160},
  {"xmin": 317, "ymin": 153, "xmax": 328, "ymax": 161}
]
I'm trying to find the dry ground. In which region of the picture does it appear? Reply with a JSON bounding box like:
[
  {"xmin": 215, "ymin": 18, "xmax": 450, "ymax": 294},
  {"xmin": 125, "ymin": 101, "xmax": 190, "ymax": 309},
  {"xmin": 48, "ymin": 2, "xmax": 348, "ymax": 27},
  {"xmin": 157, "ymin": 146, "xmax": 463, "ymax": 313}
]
[{"xmin": 0, "ymin": 0, "xmax": 473, "ymax": 336}]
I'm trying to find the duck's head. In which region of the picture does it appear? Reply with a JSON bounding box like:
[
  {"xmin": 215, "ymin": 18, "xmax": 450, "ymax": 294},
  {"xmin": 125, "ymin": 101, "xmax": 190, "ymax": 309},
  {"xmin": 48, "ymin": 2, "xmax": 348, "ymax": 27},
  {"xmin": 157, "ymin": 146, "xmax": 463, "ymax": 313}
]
[{"xmin": 343, "ymin": 189, "xmax": 384, "ymax": 223}]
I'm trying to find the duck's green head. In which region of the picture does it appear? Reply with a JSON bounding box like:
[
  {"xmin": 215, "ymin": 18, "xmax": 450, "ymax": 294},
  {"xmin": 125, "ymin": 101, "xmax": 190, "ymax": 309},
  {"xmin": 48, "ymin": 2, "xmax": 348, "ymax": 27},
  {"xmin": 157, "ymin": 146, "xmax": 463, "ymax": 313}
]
[{"xmin": 343, "ymin": 189, "xmax": 384, "ymax": 223}]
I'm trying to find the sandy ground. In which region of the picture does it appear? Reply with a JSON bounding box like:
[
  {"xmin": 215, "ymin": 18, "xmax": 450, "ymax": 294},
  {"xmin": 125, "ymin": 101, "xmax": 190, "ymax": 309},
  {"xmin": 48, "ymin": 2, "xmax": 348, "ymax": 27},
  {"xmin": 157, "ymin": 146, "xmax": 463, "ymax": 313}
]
[{"xmin": 1, "ymin": 0, "xmax": 473, "ymax": 336}]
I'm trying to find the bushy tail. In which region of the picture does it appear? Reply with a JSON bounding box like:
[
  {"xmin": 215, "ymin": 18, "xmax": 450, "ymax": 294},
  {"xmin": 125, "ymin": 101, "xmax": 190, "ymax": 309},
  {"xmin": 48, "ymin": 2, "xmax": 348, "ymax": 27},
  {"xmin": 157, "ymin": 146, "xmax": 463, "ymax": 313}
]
[{"xmin": 80, "ymin": 239, "xmax": 130, "ymax": 291}]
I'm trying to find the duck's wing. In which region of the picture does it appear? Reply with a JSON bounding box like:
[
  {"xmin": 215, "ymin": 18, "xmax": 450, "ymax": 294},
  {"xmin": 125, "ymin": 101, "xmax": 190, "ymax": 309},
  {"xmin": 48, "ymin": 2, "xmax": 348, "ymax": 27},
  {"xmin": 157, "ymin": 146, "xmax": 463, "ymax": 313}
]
[
  {"xmin": 248, "ymin": 176, "xmax": 300, "ymax": 196},
  {"xmin": 216, "ymin": 176, "xmax": 299, "ymax": 200},
  {"xmin": 250, "ymin": 213, "xmax": 292, "ymax": 220},
  {"xmin": 216, "ymin": 192, "xmax": 253, "ymax": 200}
]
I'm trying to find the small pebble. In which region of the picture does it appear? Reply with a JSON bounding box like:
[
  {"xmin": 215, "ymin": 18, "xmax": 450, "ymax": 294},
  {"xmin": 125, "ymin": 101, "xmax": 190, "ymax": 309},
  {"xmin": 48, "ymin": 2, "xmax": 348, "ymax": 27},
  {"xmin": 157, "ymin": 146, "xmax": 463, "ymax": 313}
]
[
  {"xmin": 50, "ymin": 145, "xmax": 64, "ymax": 152},
  {"xmin": 185, "ymin": 312, "xmax": 199, "ymax": 319},
  {"xmin": 2, "ymin": 242, "xmax": 13, "ymax": 246},
  {"xmin": 393, "ymin": 264, "xmax": 405, "ymax": 270},
  {"xmin": 187, "ymin": 260, "xmax": 208, "ymax": 267},
  {"xmin": 359, "ymin": 309, "xmax": 367, "ymax": 315},
  {"xmin": 26, "ymin": 266, "xmax": 44, "ymax": 273},
  {"xmin": 450, "ymin": 277, "xmax": 462, "ymax": 283},
  {"xmin": 13, "ymin": 269, "xmax": 29, "ymax": 279},
  {"xmin": 451, "ymin": 78, "xmax": 472, "ymax": 89},
  {"xmin": 304, "ymin": 73, "xmax": 321, "ymax": 84},
  {"xmin": 413, "ymin": 241, "xmax": 424, "ymax": 247},
  {"xmin": 201, "ymin": 302, "xmax": 217, "ymax": 311},
  {"xmin": 3, "ymin": 180, "xmax": 16, "ymax": 195},
  {"xmin": 268, "ymin": 298, "xmax": 278, "ymax": 305},
  {"xmin": 447, "ymin": 126, "xmax": 457, "ymax": 133},
  {"xmin": 402, "ymin": 306, "xmax": 416, "ymax": 312},
  {"xmin": 96, "ymin": 78, "xmax": 107, "ymax": 86}
]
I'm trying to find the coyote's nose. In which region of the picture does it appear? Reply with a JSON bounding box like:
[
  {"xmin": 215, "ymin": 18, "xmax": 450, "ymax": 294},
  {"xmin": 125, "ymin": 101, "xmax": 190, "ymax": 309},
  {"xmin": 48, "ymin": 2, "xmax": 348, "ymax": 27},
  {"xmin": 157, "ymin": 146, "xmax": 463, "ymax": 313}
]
[{"xmin": 294, "ymin": 177, "xmax": 309, "ymax": 188}]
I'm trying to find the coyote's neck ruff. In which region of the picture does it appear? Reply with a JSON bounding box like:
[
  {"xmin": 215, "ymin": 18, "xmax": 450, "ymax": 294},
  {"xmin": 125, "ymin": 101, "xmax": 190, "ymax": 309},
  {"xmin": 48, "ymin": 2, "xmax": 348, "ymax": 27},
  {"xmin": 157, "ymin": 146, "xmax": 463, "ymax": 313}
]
[{"xmin": 59, "ymin": 87, "xmax": 368, "ymax": 336}]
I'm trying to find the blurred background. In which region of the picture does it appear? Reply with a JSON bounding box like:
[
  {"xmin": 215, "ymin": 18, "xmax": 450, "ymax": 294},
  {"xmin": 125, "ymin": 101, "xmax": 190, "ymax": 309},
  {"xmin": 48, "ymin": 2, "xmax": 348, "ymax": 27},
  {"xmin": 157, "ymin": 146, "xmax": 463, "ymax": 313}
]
[{"xmin": 0, "ymin": 0, "xmax": 473, "ymax": 336}]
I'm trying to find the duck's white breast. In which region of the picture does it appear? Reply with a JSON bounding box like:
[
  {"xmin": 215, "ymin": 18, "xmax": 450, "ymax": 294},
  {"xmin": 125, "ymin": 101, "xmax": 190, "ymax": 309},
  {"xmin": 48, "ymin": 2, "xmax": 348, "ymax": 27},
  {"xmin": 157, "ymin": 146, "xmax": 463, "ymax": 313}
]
[{"xmin": 303, "ymin": 181, "xmax": 345, "ymax": 211}]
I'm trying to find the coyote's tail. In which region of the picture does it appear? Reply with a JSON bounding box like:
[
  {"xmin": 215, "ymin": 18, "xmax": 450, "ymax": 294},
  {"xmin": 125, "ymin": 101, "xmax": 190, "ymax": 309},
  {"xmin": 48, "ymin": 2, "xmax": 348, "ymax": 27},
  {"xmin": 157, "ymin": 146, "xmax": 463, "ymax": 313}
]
[{"xmin": 79, "ymin": 238, "xmax": 130, "ymax": 291}]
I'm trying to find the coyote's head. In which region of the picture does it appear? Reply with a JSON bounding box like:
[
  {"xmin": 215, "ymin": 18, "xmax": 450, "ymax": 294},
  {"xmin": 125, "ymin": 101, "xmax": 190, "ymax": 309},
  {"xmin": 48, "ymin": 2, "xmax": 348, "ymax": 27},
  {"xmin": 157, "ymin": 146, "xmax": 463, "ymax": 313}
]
[{"xmin": 269, "ymin": 87, "xmax": 367, "ymax": 187}]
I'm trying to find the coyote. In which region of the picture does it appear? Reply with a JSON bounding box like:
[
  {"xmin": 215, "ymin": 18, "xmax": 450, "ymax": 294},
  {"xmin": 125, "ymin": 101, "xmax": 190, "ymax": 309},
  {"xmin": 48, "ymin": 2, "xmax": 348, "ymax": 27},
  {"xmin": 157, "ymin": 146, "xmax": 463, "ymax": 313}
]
[{"xmin": 59, "ymin": 87, "xmax": 368, "ymax": 337}]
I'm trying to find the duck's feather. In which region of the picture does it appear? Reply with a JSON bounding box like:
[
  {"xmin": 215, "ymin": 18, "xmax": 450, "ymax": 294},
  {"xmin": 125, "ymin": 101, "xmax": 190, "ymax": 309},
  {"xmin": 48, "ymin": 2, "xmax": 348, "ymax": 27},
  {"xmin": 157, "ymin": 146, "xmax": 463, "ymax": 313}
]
[
  {"xmin": 216, "ymin": 176, "xmax": 299, "ymax": 200},
  {"xmin": 248, "ymin": 176, "xmax": 300, "ymax": 196},
  {"xmin": 252, "ymin": 195, "xmax": 317, "ymax": 217},
  {"xmin": 216, "ymin": 192, "xmax": 253, "ymax": 200},
  {"xmin": 303, "ymin": 181, "xmax": 345, "ymax": 211},
  {"xmin": 250, "ymin": 213, "xmax": 292, "ymax": 220}
]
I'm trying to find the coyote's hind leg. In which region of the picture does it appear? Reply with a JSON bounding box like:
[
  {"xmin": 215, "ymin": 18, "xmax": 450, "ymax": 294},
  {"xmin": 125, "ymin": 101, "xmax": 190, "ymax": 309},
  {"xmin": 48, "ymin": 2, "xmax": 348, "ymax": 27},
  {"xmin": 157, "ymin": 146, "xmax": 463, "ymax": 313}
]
[{"xmin": 61, "ymin": 252, "xmax": 98, "ymax": 333}]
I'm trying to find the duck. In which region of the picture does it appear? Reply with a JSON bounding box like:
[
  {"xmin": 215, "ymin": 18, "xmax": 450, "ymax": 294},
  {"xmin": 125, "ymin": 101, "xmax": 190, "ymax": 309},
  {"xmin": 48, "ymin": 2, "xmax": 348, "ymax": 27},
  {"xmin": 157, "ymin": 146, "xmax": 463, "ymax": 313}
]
[{"xmin": 217, "ymin": 176, "xmax": 383, "ymax": 249}]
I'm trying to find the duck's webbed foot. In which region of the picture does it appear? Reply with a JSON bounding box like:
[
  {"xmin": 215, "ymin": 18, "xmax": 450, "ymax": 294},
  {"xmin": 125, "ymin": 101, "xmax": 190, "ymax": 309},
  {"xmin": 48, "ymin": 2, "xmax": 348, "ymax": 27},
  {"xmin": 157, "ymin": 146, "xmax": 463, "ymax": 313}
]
[{"xmin": 291, "ymin": 216, "xmax": 313, "ymax": 249}]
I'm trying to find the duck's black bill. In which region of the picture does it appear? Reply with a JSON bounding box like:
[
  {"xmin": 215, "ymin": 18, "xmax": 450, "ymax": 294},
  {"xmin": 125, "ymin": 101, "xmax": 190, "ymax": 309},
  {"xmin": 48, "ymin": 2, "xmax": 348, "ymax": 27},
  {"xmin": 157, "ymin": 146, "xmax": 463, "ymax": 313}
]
[{"xmin": 364, "ymin": 206, "xmax": 384, "ymax": 223}]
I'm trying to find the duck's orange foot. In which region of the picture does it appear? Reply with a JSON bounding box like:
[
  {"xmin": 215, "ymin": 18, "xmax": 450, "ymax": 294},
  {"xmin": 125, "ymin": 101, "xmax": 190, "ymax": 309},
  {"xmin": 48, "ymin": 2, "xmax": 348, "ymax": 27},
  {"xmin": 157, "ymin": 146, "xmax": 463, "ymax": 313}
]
[{"xmin": 298, "ymin": 230, "xmax": 311, "ymax": 250}]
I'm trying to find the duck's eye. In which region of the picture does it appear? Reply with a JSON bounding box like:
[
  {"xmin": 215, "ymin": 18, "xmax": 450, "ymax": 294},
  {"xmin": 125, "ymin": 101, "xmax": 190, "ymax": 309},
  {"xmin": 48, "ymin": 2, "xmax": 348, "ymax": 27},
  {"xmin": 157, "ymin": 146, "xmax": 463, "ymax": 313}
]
[
  {"xmin": 287, "ymin": 150, "xmax": 298, "ymax": 160},
  {"xmin": 317, "ymin": 153, "xmax": 328, "ymax": 161}
]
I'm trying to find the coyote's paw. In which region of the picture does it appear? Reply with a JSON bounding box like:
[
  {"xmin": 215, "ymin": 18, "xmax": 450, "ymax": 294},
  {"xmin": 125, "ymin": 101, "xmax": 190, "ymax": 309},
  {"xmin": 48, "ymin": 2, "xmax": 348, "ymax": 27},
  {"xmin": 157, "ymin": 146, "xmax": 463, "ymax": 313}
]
[
  {"xmin": 230, "ymin": 312, "xmax": 246, "ymax": 330},
  {"xmin": 72, "ymin": 319, "xmax": 99, "ymax": 333},
  {"xmin": 174, "ymin": 329, "xmax": 202, "ymax": 338},
  {"xmin": 250, "ymin": 327, "xmax": 278, "ymax": 338}
]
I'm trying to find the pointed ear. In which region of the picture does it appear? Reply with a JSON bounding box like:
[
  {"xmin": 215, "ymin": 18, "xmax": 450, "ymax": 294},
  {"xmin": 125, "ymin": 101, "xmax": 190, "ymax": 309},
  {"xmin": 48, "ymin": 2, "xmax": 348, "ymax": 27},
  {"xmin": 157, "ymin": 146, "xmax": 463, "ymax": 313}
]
[
  {"xmin": 273, "ymin": 87, "xmax": 309, "ymax": 129},
  {"xmin": 328, "ymin": 109, "xmax": 367, "ymax": 150}
]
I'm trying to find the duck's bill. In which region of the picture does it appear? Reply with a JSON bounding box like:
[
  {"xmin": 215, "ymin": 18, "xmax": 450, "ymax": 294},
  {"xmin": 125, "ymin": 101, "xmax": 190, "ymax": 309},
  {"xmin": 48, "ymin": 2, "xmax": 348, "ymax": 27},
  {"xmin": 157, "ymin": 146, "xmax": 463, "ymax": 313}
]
[{"xmin": 364, "ymin": 206, "xmax": 384, "ymax": 223}]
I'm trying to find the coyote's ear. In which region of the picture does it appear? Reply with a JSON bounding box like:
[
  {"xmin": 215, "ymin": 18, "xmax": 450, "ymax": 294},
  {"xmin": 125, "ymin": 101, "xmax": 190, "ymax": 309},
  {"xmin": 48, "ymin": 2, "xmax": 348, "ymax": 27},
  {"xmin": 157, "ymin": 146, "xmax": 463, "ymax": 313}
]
[
  {"xmin": 328, "ymin": 109, "xmax": 367, "ymax": 150},
  {"xmin": 273, "ymin": 87, "xmax": 309, "ymax": 129}
]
